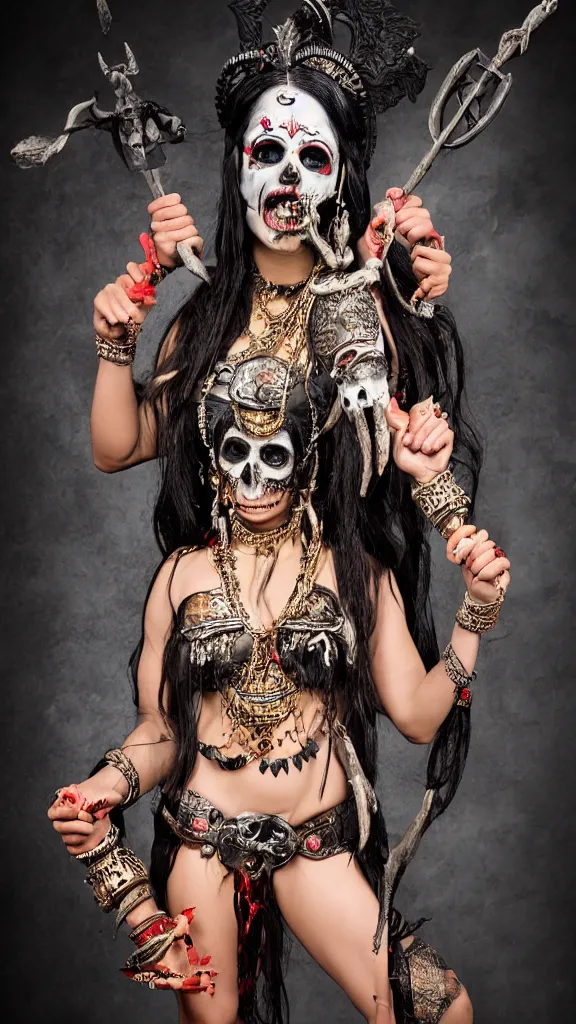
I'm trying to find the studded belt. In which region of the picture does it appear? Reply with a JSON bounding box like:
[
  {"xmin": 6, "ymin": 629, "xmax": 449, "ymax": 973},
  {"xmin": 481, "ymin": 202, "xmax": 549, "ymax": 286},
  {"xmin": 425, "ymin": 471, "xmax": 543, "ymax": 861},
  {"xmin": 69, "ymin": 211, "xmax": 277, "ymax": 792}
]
[{"xmin": 161, "ymin": 790, "xmax": 358, "ymax": 879}]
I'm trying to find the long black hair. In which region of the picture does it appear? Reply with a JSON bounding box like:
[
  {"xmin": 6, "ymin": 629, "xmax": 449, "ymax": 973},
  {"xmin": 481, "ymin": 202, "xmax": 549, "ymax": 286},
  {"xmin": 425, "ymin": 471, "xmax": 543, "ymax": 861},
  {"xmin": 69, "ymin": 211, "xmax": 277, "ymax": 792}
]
[{"xmin": 137, "ymin": 62, "xmax": 481, "ymax": 1020}]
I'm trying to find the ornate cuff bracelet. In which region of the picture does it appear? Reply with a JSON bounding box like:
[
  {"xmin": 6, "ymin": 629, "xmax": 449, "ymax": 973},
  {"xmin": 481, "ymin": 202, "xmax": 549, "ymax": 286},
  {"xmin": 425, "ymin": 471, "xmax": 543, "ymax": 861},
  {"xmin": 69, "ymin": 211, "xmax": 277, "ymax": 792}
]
[
  {"xmin": 86, "ymin": 846, "xmax": 149, "ymax": 913},
  {"xmin": 95, "ymin": 318, "xmax": 142, "ymax": 366},
  {"xmin": 411, "ymin": 468, "xmax": 471, "ymax": 539},
  {"xmin": 456, "ymin": 589, "xmax": 504, "ymax": 634}
]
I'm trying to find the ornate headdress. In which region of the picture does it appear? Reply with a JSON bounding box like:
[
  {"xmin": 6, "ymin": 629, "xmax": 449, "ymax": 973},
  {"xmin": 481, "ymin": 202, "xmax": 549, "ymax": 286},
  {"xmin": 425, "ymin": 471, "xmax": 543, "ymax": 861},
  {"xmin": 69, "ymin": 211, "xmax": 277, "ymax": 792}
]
[{"xmin": 216, "ymin": 0, "xmax": 428, "ymax": 165}]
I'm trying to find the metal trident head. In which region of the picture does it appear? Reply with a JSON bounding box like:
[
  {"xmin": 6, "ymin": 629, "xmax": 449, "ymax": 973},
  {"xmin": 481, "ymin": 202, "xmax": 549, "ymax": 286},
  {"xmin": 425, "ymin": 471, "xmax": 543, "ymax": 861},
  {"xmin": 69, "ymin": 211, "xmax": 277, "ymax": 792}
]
[{"xmin": 97, "ymin": 42, "xmax": 139, "ymax": 81}]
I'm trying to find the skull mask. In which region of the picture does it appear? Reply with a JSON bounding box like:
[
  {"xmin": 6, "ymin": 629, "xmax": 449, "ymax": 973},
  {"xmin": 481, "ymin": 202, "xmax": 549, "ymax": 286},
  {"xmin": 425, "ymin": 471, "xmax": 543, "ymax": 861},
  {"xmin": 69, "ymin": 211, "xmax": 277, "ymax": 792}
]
[
  {"xmin": 218, "ymin": 426, "xmax": 296, "ymax": 503},
  {"xmin": 240, "ymin": 86, "xmax": 340, "ymax": 250}
]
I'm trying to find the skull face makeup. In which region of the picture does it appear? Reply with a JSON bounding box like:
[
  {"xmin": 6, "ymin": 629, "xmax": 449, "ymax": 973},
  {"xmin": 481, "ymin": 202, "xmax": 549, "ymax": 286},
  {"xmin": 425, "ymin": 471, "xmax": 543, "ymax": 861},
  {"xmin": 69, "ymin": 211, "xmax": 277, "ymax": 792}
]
[
  {"xmin": 218, "ymin": 427, "xmax": 296, "ymax": 504},
  {"xmin": 240, "ymin": 86, "xmax": 340, "ymax": 251}
]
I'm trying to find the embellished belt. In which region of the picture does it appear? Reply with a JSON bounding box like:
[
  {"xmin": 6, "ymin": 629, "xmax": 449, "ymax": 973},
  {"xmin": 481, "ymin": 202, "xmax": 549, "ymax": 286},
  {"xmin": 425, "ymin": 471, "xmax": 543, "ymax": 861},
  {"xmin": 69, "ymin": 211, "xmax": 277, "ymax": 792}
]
[{"xmin": 161, "ymin": 790, "xmax": 358, "ymax": 879}]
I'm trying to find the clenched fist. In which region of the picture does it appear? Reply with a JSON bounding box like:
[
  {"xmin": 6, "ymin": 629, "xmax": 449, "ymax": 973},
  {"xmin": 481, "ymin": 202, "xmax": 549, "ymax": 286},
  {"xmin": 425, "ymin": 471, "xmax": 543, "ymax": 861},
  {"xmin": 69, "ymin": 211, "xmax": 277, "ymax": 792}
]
[{"xmin": 148, "ymin": 193, "xmax": 204, "ymax": 269}]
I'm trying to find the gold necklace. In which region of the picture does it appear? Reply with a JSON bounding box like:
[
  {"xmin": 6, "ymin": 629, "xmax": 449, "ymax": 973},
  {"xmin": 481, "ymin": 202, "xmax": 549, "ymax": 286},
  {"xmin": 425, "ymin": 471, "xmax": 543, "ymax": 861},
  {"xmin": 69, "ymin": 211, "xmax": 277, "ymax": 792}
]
[
  {"xmin": 230, "ymin": 504, "xmax": 304, "ymax": 557},
  {"xmin": 240, "ymin": 261, "xmax": 323, "ymax": 361},
  {"xmin": 211, "ymin": 521, "xmax": 323, "ymax": 763}
]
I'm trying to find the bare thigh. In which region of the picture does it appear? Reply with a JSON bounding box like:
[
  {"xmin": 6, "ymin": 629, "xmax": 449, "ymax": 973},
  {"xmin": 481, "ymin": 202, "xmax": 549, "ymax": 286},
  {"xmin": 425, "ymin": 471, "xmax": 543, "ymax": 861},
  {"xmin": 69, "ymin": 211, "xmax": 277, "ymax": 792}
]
[
  {"xmin": 274, "ymin": 853, "xmax": 473, "ymax": 1024},
  {"xmin": 166, "ymin": 844, "xmax": 239, "ymax": 1024},
  {"xmin": 274, "ymin": 852, "xmax": 387, "ymax": 1020}
]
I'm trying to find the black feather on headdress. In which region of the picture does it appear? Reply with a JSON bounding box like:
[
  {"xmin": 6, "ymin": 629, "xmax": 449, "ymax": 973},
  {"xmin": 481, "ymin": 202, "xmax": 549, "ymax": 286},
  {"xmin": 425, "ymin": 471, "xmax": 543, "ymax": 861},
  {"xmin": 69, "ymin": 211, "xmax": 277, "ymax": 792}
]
[
  {"xmin": 327, "ymin": 0, "xmax": 428, "ymax": 113},
  {"xmin": 228, "ymin": 0, "xmax": 273, "ymax": 52}
]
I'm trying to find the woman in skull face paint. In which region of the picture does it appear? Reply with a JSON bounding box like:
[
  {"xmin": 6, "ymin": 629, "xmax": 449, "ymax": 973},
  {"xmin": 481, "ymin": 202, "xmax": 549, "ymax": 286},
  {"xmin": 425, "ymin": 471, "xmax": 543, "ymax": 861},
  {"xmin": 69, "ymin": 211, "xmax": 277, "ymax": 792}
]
[{"xmin": 50, "ymin": 4, "xmax": 511, "ymax": 1023}]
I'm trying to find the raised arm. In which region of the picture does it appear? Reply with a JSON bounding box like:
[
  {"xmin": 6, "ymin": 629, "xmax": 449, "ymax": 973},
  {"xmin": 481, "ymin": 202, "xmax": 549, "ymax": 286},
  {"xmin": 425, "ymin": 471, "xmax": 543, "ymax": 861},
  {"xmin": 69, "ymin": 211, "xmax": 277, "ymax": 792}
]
[{"xmin": 90, "ymin": 194, "xmax": 202, "ymax": 472}]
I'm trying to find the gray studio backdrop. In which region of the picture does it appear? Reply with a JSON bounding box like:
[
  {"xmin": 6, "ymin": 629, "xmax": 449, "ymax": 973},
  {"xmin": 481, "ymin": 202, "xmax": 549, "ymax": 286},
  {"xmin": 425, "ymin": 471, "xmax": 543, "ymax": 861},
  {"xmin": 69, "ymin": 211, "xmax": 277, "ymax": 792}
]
[{"xmin": 2, "ymin": 1, "xmax": 575, "ymax": 1021}]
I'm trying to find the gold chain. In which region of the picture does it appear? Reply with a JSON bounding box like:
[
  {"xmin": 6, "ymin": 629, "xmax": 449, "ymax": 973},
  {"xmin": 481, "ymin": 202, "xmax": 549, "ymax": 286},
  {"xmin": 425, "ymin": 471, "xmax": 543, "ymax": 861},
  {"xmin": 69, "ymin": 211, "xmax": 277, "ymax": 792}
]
[
  {"xmin": 210, "ymin": 522, "xmax": 323, "ymax": 762},
  {"xmin": 230, "ymin": 504, "xmax": 304, "ymax": 557}
]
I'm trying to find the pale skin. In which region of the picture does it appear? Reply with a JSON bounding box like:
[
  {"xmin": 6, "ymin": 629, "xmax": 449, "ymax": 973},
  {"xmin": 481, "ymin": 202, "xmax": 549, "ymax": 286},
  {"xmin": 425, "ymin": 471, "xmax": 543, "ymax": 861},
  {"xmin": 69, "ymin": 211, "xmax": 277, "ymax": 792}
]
[
  {"xmin": 48, "ymin": 417, "xmax": 510, "ymax": 1022},
  {"xmin": 90, "ymin": 190, "xmax": 452, "ymax": 473},
  {"xmin": 68, "ymin": 156, "xmax": 494, "ymax": 1021}
]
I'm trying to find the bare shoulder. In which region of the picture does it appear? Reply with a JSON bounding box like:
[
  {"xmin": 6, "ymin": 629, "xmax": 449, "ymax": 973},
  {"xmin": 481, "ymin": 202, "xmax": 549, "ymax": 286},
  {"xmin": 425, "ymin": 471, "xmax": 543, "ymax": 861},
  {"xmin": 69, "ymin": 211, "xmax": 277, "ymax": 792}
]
[
  {"xmin": 164, "ymin": 546, "xmax": 220, "ymax": 611},
  {"xmin": 315, "ymin": 545, "xmax": 339, "ymax": 594}
]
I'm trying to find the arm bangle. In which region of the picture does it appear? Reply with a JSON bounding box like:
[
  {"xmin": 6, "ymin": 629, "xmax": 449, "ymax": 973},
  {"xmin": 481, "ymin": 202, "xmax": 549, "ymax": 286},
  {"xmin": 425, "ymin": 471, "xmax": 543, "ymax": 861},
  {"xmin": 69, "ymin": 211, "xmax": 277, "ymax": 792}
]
[
  {"xmin": 442, "ymin": 643, "xmax": 476, "ymax": 708},
  {"xmin": 86, "ymin": 846, "xmax": 149, "ymax": 913},
  {"xmin": 93, "ymin": 748, "xmax": 140, "ymax": 808}
]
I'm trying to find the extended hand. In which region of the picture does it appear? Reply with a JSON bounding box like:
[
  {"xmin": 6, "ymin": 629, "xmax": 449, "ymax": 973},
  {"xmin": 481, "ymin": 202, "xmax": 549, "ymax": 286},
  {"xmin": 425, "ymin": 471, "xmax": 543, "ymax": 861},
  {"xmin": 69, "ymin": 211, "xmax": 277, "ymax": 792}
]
[
  {"xmin": 386, "ymin": 396, "xmax": 454, "ymax": 483},
  {"xmin": 148, "ymin": 193, "xmax": 204, "ymax": 269}
]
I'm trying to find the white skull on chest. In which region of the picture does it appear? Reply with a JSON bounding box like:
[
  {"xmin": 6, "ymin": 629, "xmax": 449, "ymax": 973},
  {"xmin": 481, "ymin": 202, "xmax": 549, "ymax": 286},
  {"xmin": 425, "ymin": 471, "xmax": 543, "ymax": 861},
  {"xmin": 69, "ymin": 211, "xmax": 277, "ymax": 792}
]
[{"xmin": 218, "ymin": 427, "xmax": 296, "ymax": 502}]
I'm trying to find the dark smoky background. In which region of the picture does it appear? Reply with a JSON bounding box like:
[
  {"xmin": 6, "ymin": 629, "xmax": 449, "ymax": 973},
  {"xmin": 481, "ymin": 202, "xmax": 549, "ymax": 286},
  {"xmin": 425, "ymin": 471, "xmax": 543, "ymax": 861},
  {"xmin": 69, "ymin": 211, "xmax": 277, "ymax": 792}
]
[{"xmin": 1, "ymin": 2, "xmax": 575, "ymax": 1021}]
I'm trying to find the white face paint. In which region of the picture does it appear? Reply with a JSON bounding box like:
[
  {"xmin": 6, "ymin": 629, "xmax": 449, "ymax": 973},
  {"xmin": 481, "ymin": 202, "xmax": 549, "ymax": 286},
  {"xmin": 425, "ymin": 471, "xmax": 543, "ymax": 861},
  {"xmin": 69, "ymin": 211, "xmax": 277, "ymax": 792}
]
[
  {"xmin": 240, "ymin": 86, "xmax": 340, "ymax": 250},
  {"xmin": 218, "ymin": 427, "xmax": 296, "ymax": 503}
]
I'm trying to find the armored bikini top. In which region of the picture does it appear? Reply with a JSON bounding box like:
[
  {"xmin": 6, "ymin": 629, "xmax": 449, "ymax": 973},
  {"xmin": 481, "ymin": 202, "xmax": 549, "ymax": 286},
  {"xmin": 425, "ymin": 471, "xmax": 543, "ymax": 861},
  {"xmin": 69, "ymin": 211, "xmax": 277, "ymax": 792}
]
[{"xmin": 177, "ymin": 581, "xmax": 356, "ymax": 695}]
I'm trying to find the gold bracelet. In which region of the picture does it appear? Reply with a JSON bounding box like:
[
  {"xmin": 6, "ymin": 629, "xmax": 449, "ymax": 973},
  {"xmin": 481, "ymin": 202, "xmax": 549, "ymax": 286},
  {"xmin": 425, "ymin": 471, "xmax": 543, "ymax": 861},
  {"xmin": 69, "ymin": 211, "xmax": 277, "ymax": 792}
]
[
  {"xmin": 456, "ymin": 590, "xmax": 504, "ymax": 634},
  {"xmin": 95, "ymin": 335, "xmax": 136, "ymax": 366},
  {"xmin": 411, "ymin": 469, "xmax": 471, "ymax": 539},
  {"xmin": 114, "ymin": 882, "xmax": 154, "ymax": 935},
  {"xmin": 95, "ymin": 318, "xmax": 142, "ymax": 366},
  {"xmin": 86, "ymin": 846, "xmax": 149, "ymax": 913},
  {"xmin": 72, "ymin": 822, "xmax": 120, "ymax": 866},
  {"xmin": 442, "ymin": 643, "xmax": 476, "ymax": 708}
]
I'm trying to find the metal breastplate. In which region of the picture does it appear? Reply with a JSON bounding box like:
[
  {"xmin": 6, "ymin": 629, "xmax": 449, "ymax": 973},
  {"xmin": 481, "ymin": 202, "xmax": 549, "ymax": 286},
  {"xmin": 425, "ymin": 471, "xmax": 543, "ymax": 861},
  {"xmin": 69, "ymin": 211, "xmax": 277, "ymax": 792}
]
[{"xmin": 180, "ymin": 584, "xmax": 356, "ymax": 681}]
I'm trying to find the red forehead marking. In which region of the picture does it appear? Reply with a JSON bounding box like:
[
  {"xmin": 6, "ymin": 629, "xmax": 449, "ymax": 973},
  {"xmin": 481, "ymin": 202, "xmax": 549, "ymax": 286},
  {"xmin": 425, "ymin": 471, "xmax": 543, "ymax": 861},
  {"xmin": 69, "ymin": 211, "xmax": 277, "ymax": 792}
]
[
  {"xmin": 260, "ymin": 116, "xmax": 272, "ymax": 131},
  {"xmin": 280, "ymin": 116, "xmax": 306, "ymax": 139}
]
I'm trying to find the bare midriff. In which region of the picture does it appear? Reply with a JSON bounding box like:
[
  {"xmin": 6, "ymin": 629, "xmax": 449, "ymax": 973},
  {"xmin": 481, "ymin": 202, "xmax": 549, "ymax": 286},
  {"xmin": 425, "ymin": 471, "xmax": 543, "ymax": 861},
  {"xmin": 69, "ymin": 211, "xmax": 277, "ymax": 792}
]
[{"xmin": 185, "ymin": 690, "xmax": 349, "ymax": 825}]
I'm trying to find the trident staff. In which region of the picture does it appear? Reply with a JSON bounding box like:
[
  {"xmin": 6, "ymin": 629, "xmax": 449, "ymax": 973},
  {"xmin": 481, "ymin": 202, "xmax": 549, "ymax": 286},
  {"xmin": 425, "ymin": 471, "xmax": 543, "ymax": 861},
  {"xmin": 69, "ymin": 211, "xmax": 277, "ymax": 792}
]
[{"xmin": 382, "ymin": 1, "xmax": 559, "ymax": 316}]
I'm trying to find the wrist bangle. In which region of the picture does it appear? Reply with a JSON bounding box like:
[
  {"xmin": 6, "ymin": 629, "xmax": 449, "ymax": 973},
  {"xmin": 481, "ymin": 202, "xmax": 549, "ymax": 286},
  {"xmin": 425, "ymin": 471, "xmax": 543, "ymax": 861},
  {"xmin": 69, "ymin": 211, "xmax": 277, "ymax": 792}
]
[
  {"xmin": 411, "ymin": 468, "xmax": 471, "ymax": 539},
  {"xmin": 442, "ymin": 643, "xmax": 476, "ymax": 708},
  {"xmin": 72, "ymin": 822, "xmax": 120, "ymax": 865},
  {"xmin": 93, "ymin": 748, "xmax": 140, "ymax": 808},
  {"xmin": 129, "ymin": 913, "xmax": 177, "ymax": 947},
  {"xmin": 456, "ymin": 589, "xmax": 504, "ymax": 634},
  {"xmin": 95, "ymin": 318, "xmax": 142, "ymax": 366},
  {"xmin": 114, "ymin": 882, "xmax": 155, "ymax": 936}
]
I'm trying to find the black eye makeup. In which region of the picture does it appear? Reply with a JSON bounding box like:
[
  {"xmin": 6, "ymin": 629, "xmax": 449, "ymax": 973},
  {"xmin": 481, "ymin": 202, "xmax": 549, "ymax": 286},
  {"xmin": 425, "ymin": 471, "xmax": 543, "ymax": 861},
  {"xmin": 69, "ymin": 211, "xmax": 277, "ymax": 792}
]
[
  {"xmin": 252, "ymin": 140, "xmax": 285, "ymax": 165},
  {"xmin": 260, "ymin": 444, "xmax": 291, "ymax": 469},
  {"xmin": 299, "ymin": 144, "xmax": 332, "ymax": 173},
  {"xmin": 221, "ymin": 438, "xmax": 251, "ymax": 463}
]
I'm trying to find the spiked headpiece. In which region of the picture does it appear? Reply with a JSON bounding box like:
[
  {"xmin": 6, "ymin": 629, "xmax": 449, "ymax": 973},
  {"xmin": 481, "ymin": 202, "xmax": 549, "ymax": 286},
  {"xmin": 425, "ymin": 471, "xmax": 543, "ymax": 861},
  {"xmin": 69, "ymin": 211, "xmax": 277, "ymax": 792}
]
[{"xmin": 215, "ymin": 0, "xmax": 428, "ymax": 165}]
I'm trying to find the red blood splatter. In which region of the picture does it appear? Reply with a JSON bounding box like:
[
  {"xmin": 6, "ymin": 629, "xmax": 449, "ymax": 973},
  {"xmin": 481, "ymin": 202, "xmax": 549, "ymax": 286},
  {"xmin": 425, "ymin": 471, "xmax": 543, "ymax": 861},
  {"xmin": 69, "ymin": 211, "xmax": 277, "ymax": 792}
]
[
  {"xmin": 244, "ymin": 144, "xmax": 253, "ymax": 157},
  {"xmin": 260, "ymin": 116, "xmax": 272, "ymax": 131}
]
